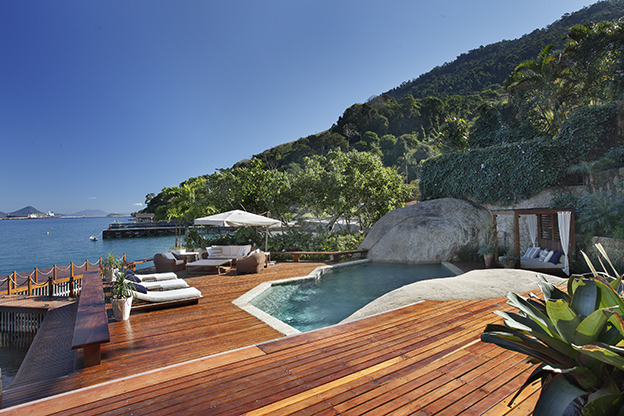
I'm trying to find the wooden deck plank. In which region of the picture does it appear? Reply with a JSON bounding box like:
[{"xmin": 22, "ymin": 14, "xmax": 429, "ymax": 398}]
[{"xmin": 1, "ymin": 261, "xmax": 548, "ymax": 415}]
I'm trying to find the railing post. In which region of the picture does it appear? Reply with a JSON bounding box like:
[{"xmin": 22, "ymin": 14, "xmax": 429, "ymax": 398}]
[
  {"xmin": 70, "ymin": 262, "xmax": 74, "ymax": 280},
  {"xmin": 70, "ymin": 274, "xmax": 75, "ymax": 297},
  {"xmin": 8, "ymin": 272, "xmax": 15, "ymax": 295},
  {"xmin": 86, "ymin": 259, "xmax": 89, "ymax": 271},
  {"xmin": 28, "ymin": 276, "xmax": 32, "ymax": 296},
  {"xmin": 34, "ymin": 268, "xmax": 38, "ymax": 284},
  {"xmin": 54, "ymin": 264, "xmax": 57, "ymax": 281},
  {"xmin": 48, "ymin": 277, "xmax": 54, "ymax": 299},
  {"xmin": 123, "ymin": 253, "xmax": 127, "ymax": 263}
]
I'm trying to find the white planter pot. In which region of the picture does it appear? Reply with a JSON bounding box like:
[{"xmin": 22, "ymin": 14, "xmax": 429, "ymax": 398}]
[{"xmin": 111, "ymin": 297, "xmax": 133, "ymax": 321}]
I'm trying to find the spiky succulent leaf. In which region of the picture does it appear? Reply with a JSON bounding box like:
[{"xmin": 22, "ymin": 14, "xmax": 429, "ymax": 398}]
[
  {"xmin": 547, "ymin": 299, "xmax": 582, "ymax": 344},
  {"xmin": 482, "ymin": 325, "xmax": 577, "ymax": 367},
  {"xmin": 506, "ymin": 292, "xmax": 559, "ymax": 338},
  {"xmin": 493, "ymin": 311, "xmax": 578, "ymax": 358},
  {"xmin": 570, "ymin": 278, "xmax": 598, "ymax": 317},
  {"xmin": 542, "ymin": 364, "xmax": 600, "ymax": 391},
  {"xmin": 596, "ymin": 279, "xmax": 624, "ymax": 311},
  {"xmin": 585, "ymin": 375, "xmax": 624, "ymax": 415},
  {"xmin": 533, "ymin": 374, "xmax": 587, "ymax": 416},
  {"xmin": 574, "ymin": 308, "xmax": 613, "ymax": 346},
  {"xmin": 538, "ymin": 276, "xmax": 571, "ymax": 303},
  {"xmin": 573, "ymin": 343, "xmax": 624, "ymax": 369}
]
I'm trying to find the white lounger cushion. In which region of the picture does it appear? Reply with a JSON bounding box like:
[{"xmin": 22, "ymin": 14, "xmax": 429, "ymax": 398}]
[
  {"xmin": 132, "ymin": 287, "xmax": 202, "ymax": 303},
  {"xmin": 141, "ymin": 279, "xmax": 189, "ymax": 291},
  {"xmin": 133, "ymin": 272, "xmax": 178, "ymax": 282}
]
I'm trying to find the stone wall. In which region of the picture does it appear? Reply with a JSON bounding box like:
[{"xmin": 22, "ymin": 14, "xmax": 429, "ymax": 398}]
[{"xmin": 586, "ymin": 236, "xmax": 624, "ymax": 264}]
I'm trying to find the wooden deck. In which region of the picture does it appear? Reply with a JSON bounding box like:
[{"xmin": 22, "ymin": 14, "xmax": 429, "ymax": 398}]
[{"xmin": 0, "ymin": 261, "xmax": 540, "ymax": 415}]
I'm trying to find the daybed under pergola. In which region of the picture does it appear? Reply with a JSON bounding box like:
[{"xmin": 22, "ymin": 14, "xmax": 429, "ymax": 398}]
[{"xmin": 491, "ymin": 208, "xmax": 575, "ymax": 275}]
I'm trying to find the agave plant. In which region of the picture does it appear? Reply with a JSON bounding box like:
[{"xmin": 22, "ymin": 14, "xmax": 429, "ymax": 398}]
[{"xmin": 481, "ymin": 243, "xmax": 624, "ymax": 415}]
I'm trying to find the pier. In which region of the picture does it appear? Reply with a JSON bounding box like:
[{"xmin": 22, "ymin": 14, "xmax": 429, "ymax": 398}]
[{"xmin": 101, "ymin": 221, "xmax": 180, "ymax": 239}]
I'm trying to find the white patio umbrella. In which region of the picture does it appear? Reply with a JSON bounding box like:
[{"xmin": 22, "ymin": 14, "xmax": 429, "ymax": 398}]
[{"xmin": 194, "ymin": 210, "xmax": 282, "ymax": 251}]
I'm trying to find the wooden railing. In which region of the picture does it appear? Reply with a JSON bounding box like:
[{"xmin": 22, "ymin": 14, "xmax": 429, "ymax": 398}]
[{"xmin": 0, "ymin": 254, "xmax": 152, "ymax": 297}]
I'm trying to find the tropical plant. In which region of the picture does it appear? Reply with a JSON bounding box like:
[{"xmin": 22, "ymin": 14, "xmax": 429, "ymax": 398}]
[
  {"xmin": 111, "ymin": 270, "xmax": 134, "ymax": 300},
  {"xmin": 101, "ymin": 252, "xmax": 121, "ymax": 272},
  {"xmin": 481, "ymin": 244, "xmax": 624, "ymax": 415}
]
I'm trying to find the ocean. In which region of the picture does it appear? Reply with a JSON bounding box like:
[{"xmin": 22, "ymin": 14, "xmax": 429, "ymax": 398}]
[{"xmin": 0, "ymin": 217, "xmax": 178, "ymax": 276}]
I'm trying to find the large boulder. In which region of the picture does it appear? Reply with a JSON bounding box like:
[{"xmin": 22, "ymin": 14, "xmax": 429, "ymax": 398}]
[{"xmin": 360, "ymin": 198, "xmax": 491, "ymax": 263}]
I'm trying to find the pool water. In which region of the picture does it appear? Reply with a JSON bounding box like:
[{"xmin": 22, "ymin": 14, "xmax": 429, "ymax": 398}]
[{"xmin": 250, "ymin": 262, "xmax": 454, "ymax": 333}]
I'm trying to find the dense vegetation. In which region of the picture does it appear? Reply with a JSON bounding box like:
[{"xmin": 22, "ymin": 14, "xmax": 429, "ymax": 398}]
[{"xmin": 143, "ymin": 0, "xmax": 624, "ymax": 250}]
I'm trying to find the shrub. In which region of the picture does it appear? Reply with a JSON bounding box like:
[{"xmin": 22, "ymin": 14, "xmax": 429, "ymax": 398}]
[
  {"xmin": 420, "ymin": 140, "xmax": 563, "ymax": 203},
  {"xmin": 482, "ymin": 244, "xmax": 624, "ymax": 415}
]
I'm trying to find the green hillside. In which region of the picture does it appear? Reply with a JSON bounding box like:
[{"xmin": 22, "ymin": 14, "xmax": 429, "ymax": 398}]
[
  {"xmin": 144, "ymin": 0, "xmax": 624, "ymax": 243},
  {"xmin": 387, "ymin": 0, "xmax": 624, "ymax": 101}
]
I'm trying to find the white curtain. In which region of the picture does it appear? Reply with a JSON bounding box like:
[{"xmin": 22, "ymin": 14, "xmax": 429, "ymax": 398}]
[
  {"xmin": 526, "ymin": 215, "xmax": 538, "ymax": 247},
  {"xmin": 558, "ymin": 211, "xmax": 572, "ymax": 275}
]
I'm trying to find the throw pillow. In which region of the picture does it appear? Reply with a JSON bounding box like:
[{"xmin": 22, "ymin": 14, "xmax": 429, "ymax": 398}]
[
  {"xmin": 129, "ymin": 282, "xmax": 147, "ymax": 294},
  {"xmin": 550, "ymin": 251, "xmax": 562, "ymax": 264},
  {"xmin": 530, "ymin": 247, "xmax": 541, "ymax": 258},
  {"xmin": 538, "ymin": 249, "xmax": 549, "ymax": 261},
  {"xmin": 544, "ymin": 250, "xmax": 554, "ymax": 263},
  {"xmin": 523, "ymin": 248, "xmax": 533, "ymax": 258}
]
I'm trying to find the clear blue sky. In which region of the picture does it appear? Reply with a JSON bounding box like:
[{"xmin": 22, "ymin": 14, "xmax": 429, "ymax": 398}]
[{"xmin": 1, "ymin": 0, "xmax": 597, "ymax": 215}]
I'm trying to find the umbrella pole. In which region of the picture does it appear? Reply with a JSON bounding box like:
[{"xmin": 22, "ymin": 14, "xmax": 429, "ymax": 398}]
[{"xmin": 265, "ymin": 226, "xmax": 269, "ymax": 252}]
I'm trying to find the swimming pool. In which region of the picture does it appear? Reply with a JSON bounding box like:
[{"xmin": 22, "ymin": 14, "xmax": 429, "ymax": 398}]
[{"xmin": 246, "ymin": 261, "xmax": 456, "ymax": 333}]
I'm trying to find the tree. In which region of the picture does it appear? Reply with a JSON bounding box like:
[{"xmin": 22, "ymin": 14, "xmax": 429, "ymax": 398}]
[
  {"xmin": 439, "ymin": 117, "xmax": 469, "ymax": 152},
  {"xmin": 297, "ymin": 150, "xmax": 412, "ymax": 232}
]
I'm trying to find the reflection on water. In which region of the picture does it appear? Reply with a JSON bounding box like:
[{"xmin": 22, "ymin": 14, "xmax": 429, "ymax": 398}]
[
  {"xmin": 0, "ymin": 331, "xmax": 36, "ymax": 388},
  {"xmin": 251, "ymin": 262, "xmax": 454, "ymax": 332}
]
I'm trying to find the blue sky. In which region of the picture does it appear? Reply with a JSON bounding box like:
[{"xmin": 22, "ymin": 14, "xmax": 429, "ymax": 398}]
[{"xmin": 1, "ymin": 0, "xmax": 597, "ymax": 214}]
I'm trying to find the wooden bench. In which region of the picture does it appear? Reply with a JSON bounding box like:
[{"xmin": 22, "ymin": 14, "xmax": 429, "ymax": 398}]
[
  {"xmin": 71, "ymin": 270, "xmax": 110, "ymax": 368},
  {"xmin": 281, "ymin": 250, "xmax": 367, "ymax": 264}
]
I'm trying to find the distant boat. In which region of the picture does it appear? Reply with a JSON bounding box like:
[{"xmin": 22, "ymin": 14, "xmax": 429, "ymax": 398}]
[{"xmin": 89, "ymin": 235, "xmax": 98, "ymax": 241}]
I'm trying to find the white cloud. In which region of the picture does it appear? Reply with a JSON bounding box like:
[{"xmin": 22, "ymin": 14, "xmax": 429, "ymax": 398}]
[
  {"xmin": 132, "ymin": 202, "xmax": 143, "ymax": 206},
  {"xmin": 88, "ymin": 196, "xmax": 96, "ymax": 200}
]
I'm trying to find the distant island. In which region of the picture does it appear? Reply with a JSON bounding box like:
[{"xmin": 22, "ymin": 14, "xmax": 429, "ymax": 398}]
[{"xmin": 0, "ymin": 206, "xmax": 130, "ymax": 219}]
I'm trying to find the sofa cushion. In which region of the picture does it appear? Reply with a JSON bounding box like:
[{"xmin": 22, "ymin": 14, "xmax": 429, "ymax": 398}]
[
  {"xmin": 162, "ymin": 251, "xmax": 176, "ymax": 261},
  {"xmin": 544, "ymin": 250, "xmax": 554, "ymax": 263},
  {"xmin": 550, "ymin": 250, "xmax": 562, "ymax": 264}
]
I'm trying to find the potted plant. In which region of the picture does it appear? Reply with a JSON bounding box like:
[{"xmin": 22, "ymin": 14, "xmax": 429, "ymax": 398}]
[
  {"xmin": 479, "ymin": 220, "xmax": 497, "ymax": 268},
  {"xmin": 110, "ymin": 269, "xmax": 134, "ymax": 321},
  {"xmin": 101, "ymin": 252, "xmax": 121, "ymax": 283},
  {"xmin": 501, "ymin": 252, "xmax": 519, "ymax": 268},
  {"xmin": 478, "ymin": 244, "xmax": 495, "ymax": 268}
]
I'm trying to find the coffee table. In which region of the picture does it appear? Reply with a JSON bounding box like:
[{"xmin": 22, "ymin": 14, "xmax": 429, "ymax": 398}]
[{"xmin": 186, "ymin": 259, "xmax": 232, "ymax": 275}]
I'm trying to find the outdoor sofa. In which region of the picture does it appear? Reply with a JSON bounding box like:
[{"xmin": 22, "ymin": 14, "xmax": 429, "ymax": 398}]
[
  {"xmin": 153, "ymin": 252, "xmax": 186, "ymax": 272},
  {"xmin": 200, "ymin": 245, "xmax": 253, "ymax": 263},
  {"xmin": 236, "ymin": 250, "xmax": 266, "ymax": 274}
]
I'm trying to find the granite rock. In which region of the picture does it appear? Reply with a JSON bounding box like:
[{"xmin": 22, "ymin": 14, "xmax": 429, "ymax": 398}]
[{"xmin": 360, "ymin": 198, "xmax": 491, "ymax": 263}]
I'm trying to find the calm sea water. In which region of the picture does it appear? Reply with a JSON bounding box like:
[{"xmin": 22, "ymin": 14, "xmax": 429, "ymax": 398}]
[{"xmin": 0, "ymin": 217, "xmax": 178, "ymax": 276}]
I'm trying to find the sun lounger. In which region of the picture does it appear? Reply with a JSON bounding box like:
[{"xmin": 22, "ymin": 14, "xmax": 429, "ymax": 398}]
[
  {"xmin": 139, "ymin": 279, "xmax": 190, "ymax": 291},
  {"xmin": 129, "ymin": 272, "xmax": 178, "ymax": 282},
  {"xmin": 132, "ymin": 287, "xmax": 202, "ymax": 303}
]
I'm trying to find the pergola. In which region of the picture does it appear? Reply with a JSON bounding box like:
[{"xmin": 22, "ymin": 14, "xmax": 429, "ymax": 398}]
[{"xmin": 491, "ymin": 208, "xmax": 575, "ymax": 275}]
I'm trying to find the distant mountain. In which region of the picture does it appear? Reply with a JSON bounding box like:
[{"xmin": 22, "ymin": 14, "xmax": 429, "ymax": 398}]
[
  {"xmin": 8, "ymin": 206, "xmax": 44, "ymax": 217},
  {"xmin": 71, "ymin": 209, "xmax": 109, "ymax": 217},
  {"xmin": 0, "ymin": 211, "xmax": 6, "ymax": 218}
]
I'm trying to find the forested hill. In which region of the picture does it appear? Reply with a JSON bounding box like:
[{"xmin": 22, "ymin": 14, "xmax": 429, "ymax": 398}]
[
  {"xmin": 386, "ymin": 0, "xmax": 624, "ymax": 100},
  {"xmin": 250, "ymin": 0, "xmax": 624, "ymax": 174}
]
